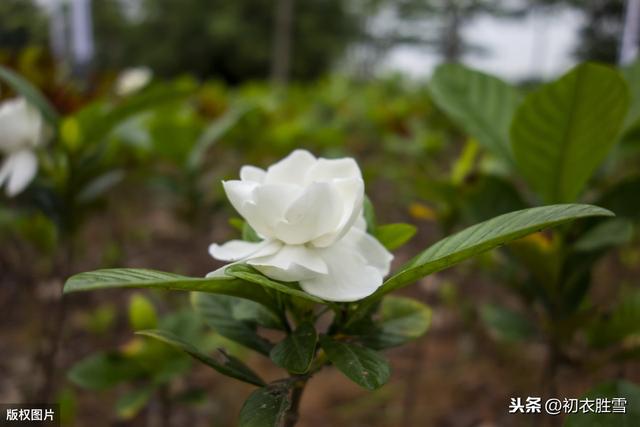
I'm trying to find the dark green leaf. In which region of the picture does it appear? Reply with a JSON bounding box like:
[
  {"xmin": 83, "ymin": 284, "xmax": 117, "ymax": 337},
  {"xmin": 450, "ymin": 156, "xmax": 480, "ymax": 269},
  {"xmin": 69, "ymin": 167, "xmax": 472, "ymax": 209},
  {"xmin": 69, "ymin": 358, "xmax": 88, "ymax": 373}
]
[
  {"xmin": 270, "ymin": 322, "xmax": 317, "ymax": 374},
  {"xmin": 573, "ymin": 218, "xmax": 634, "ymax": 252},
  {"xmin": 239, "ymin": 386, "xmax": 290, "ymax": 427},
  {"xmin": 0, "ymin": 65, "xmax": 59, "ymax": 125},
  {"xmin": 375, "ymin": 223, "xmax": 417, "ymax": 251},
  {"xmin": 136, "ymin": 329, "xmax": 265, "ymax": 387},
  {"xmin": 63, "ymin": 268, "xmax": 277, "ymax": 313},
  {"xmin": 68, "ymin": 352, "xmax": 143, "ymax": 390},
  {"xmin": 319, "ymin": 336, "xmax": 390, "ymax": 390},
  {"xmin": 480, "ymin": 304, "xmax": 535, "ymax": 342},
  {"xmin": 597, "ymin": 175, "xmax": 640, "ymax": 221},
  {"xmin": 588, "ymin": 291, "xmax": 640, "ymax": 348},
  {"xmin": 511, "ymin": 63, "xmax": 629, "ymax": 203},
  {"xmin": 429, "ymin": 63, "xmax": 521, "ymax": 165},
  {"xmin": 564, "ymin": 380, "xmax": 640, "ymax": 427},
  {"xmin": 191, "ymin": 293, "xmax": 274, "ymax": 355}
]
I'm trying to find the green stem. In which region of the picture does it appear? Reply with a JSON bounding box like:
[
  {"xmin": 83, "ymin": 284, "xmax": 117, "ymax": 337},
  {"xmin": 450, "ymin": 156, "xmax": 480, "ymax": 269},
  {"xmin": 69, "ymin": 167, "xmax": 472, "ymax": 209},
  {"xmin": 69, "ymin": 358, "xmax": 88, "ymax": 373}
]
[{"xmin": 284, "ymin": 377, "xmax": 308, "ymax": 427}]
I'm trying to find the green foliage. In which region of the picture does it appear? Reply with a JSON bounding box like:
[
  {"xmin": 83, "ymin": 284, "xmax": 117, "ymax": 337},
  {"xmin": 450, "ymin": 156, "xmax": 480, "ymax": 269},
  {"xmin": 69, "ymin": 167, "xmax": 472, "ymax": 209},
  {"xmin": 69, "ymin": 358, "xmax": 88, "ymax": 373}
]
[
  {"xmin": 115, "ymin": 386, "xmax": 155, "ymax": 420},
  {"xmin": 564, "ymin": 380, "xmax": 640, "ymax": 427},
  {"xmin": 128, "ymin": 293, "xmax": 158, "ymax": 331},
  {"xmin": 319, "ymin": 335, "xmax": 390, "ymax": 390},
  {"xmin": 511, "ymin": 63, "xmax": 629, "ymax": 203},
  {"xmin": 0, "ymin": 64, "xmax": 59, "ymax": 125},
  {"xmin": 573, "ymin": 218, "xmax": 634, "ymax": 252},
  {"xmin": 239, "ymin": 386, "xmax": 290, "ymax": 427},
  {"xmin": 137, "ymin": 329, "xmax": 265, "ymax": 386},
  {"xmin": 68, "ymin": 352, "xmax": 144, "ymax": 390},
  {"xmin": 270, "ymin": 322, "xmax": 317, "ymax": 374},
  {"xmin": 480, "ymin": 304, "xmax": 535, "ymax": 342},
  {"xmin": 588, "ymin": 291, "xmax": 640, "ymax": 348},
  {"xmin": 429, "ymin": 63, "xmax": 521, "ymax": 165},
  {"xmin": 374, "ymin": 223, "xmax": 417, "ymax": 251}
]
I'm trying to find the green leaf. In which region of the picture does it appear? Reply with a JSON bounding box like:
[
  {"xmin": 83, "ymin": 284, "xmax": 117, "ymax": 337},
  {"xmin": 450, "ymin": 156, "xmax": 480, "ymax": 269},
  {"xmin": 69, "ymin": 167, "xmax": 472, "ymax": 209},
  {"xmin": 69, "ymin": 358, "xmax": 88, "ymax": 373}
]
[
  {"xmin": 0, "ymin": 65, "xmax": 59, "ymax": 125},
  {"xmin": 377, "ymin": 204, "xmax": 612, "ymax": 298},
  {"xmin": 129, "ymin": 293, "xmax": 158, "ymax": 331},
  {"xmin": 77, "ymin": 170, "xmax": 125, "ymax": 204},
  {"xmin": 136, "ymin": 329, "xmax": 265, "ymax": 387},
  {"xmin": 191, "ymin": 293, "xmax": 274, "ymax": 355},
  {"xmin": 63, "ymin": 268, "xmax": 277, "ymax": 313},
  {"xmin": 573, "ymin": 218, "xmax": 634, "ymax": 252},
  {"xmin": 356, "ymin": 296, "xmax": 431, "ymax": 350},
  {"xmin": 480, "ymin": 304, "xmax": 535, "ymax": 342},
  {"xmin": 429, "ymin": 63, "xmax": 521, "ymax": 165},
  {"xmin": 363, "ymin": 195, "xmax": 377, "ymax": 233},
  {"xmin": 511, "ymin": 63, "xmax": 629, "ymax": 203},
  {"xmin": 588, "ymin": 291, "xmax": 640, "ymax": 348},
  {"xmin": 597, "ymin": 175, "xmax": 640, "ymax": 221},
  {"xmin": 319, "ymin": 336, "xmax": 390, "ymax": 390},
  {"xmin": 239, "ymin": 386, "xmax": 290, "ymax": 427},
  {"xmin": 68, "ymin": 352, "xmax": 143, "ymax": 390},
  {"xmin": 622, "ymin": 59, "xmax": 640, "ymax": 131},
  {"xmin": 461, "ymin": 174, "xmax": 527, "ymax": 223},
  {"xmin": 564, "ymin": 380, "xmax": 640, "ymax": 427},
  {"xmin": 270, "ymin": 322, "xmax": 317, "ymax": 374},
  {"xmin": 375, "ymin": 223, "xmax": 417, "ymax": 251},
  {"xmin": 115, "ymin": 386, "xmax": 155, "ymax": 420},
  {"xmin": 225, "ymin": 264, "xmax": 324, "ymax": 303}
]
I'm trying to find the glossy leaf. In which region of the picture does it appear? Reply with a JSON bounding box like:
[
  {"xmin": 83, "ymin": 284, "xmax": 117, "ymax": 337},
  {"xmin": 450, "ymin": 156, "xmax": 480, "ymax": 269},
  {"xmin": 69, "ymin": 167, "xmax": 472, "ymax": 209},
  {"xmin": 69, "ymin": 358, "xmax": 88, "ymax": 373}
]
[
  {"xmin": 239, "ymin": 386, "xmax": 290, "ymax": 427},
  {"xmin": 63, "ymin": 268, "xmax": 277, "ymax": 313},
  {"xmin": 319, "ymin": 336, "xmax": 390, "ymax": 390},
  {"xmin": 511, "ymin": 63, "xmax": 629, "ymax": 203},
  {"xmin": 270, "ymin": 322, "xmax": 317, "ymax": 374},
  {"xmin": 375, "ymin": 223, "xmax": 417, "ymax": 251},
  {"xmin": 357, "ymin": 296, "xmax": 431, "ymax": 349},
  {"xmin": 367, "ymin": 204, "xmax": 613, "ymax": 309},
  {"xmin": 429, "ymin": 63, "xmax": 521, "ymax": 165},
  {"xmin": 137, "ymin": 329, "xmax": 265, "ymax": 387},
  {"xmin": 191, "ymin": 293, "xmax": 274, "ymax": 355},
  {"xmin": 564, "ymin": 380, "xmax": 640, "ymax": 426},
  {"xmin": 0, "ymin": 65, "xmax": 59, "ymax": 125}
]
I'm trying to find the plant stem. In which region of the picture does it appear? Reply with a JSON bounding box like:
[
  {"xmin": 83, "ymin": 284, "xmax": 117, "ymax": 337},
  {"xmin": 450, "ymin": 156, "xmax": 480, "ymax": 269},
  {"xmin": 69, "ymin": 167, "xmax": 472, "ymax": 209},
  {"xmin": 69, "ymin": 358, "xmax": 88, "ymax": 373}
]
[{"xmin": 284, "ymin": 378, "xmax": 308, "ymax": 427}]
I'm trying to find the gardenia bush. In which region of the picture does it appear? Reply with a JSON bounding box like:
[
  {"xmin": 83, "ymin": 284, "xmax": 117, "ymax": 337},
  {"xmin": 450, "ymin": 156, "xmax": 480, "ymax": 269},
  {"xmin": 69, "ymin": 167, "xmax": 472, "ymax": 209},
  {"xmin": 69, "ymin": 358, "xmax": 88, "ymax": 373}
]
[{"xmin": 64, "ymin": 149, "xmax": 613, "ymax": 426}]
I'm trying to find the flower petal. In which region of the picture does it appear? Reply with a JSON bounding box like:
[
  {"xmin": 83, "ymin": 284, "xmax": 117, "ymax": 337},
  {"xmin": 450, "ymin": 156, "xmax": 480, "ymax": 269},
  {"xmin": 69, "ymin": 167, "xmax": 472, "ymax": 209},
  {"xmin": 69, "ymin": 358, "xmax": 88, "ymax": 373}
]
[
  {"xmin": 209, "ymin": 239, "xmax": 280, "ymax": 262},
  {"xmin": 305, "ymin": 157, "xmax": 361, "ymax": 183},
  {"xmin": 311, "ymin": 178, "xmax": 364, "ymax": 247},
  {"xmin": 0, "ymin": 98, "xmax": 43, "ymax": 153},
  {"xmin": 240, "ymin": 165, "xmax": 266, "ymax": 183},
  {"xmin": 0, "ymin": 150, "xmax": 37, "ymax": 196},
  {"xmin": 265, "ymin": 149, "xmax": 316, "ymax": 184},
  {"xmin": 249, "ymin": 244, "xmax": 328, "ymax": 282}
]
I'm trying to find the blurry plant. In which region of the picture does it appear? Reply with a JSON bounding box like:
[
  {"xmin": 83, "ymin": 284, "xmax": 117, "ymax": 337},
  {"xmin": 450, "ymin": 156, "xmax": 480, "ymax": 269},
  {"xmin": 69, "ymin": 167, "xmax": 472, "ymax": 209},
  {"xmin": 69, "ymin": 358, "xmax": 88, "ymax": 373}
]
[
  {"xmin": 64, "ymin": 148, "xmax": 610, "ymax": 425},
  {"xmin": 428, "ymin": 61, "xmax": 640, "ymax": 403}
]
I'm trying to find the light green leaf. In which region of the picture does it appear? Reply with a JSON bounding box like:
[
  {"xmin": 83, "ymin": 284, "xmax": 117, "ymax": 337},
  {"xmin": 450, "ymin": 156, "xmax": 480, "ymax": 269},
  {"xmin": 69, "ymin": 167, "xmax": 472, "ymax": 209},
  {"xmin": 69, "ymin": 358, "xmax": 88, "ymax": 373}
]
[
  {"xmin": 68, "ymin": 352, "xmax": 143, "ymax": 390},
  {"xmin": 319, "ymin": 336, "xmax": 390, "ymax": 390},
  {"xmin": 377, "ymin": 204, "xmax": 612, "ymax": 298},
  {"xmin": 0, "ymin": 65, "xmax": 59, "ymax": 125},
  {"xmin": 573, "ymin": 218, "xmax": 634, "ymax": 252},
  {"xmin": 225, "ymin": 264, "xmax": 324, "ymax": 303},
  {"xmin": 136, "ymin": 329, "xmax": 265, "ymax": 387},
  {"xmin": 511, "ymin": 63, "xmax": 629, "ymax": 203},
  {"xmin": 375, "ymin": 223, "xmax": 417, "ymax": 251},
  {"xmin": 564, "ymin": 380, "xmax": 640, "ymax": 427},
  {"xmin": 191, "ymin": 293, "xmax": 274, "ymax": 355},
  {"xmin": 63, "ymin": 268, "xmax": 277, "ymax": 313},
  {"xmin": 429, "ymin": 63, "xmax": 521, "ymax": 165},
  {"xmin": 270, "ymin": 322, "xmax": 317, "ymax": 374},
  {"xmin": 239, "ymin": 386, "xmax": 290, "ymax": 427},
  {"xmin": 128, "ymin": 293, "xmax": 158, "ymax": 331},
  {"xmin": 115, "ymin": 386, "xmax": 155, "ymax": 420},
  {"xmin": 480, "ymin": 304, "xmax": 535, "ymax": 342},
  {"xmin": 356, "ymin": 296, "xmax": 431, "ymax": 350}
]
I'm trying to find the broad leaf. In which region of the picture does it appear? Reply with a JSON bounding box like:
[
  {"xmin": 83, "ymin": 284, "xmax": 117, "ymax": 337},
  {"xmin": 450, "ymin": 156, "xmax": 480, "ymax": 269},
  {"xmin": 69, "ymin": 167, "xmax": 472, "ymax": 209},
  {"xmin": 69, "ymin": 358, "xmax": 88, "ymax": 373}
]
[
  {"xmin": 564, "ymin": 380, "xmax": 640, "ymax": 427},
  {"xmin": 480, "ymin": 304, "xmax": 535, "ymax": 342},
  {"xmin": 374, "ymin": 204, "xmax": 612, "ymax": 301},
  {"xmin": 270, "ymin": 322, "xmax": 317, "ymax": 374},
  {"xmin": 356, "ymin": 296, "xmax": 431, "ymax": 350},
  {"xmin": 0, "ymin": 65, "xmax": 59, "ymax": 125},
  {"xmin": 63, "ymin": 268, "xmax": 277, "ymax": 313},
  {"xmin": 429, "ymin": 63, "xmax": 521, "ymax": 165},
  {"xmin": 319, "ymin": 336, "xmax": 390, "ymax": 390},
  {"xmin": 137, "ymin": 330, "xmax": 265, "ymax": 387},
  {"xmin": 588, "ymin": 291, "xmax": 640, "ymax": 348},
  {"xmin": 573, "ymin": 218, "xmax": 634, "ymax": 252},
  {"xmin": 375, "ymin": 223, "xmax": 417, "ymax": 251},
  {"xmin": 191, "ymin": 293, "xmax": 274, "ymax": 355},
  {"xmin": 115, "ymin": 386, "xmax": 155, "ymax": 420},
  {"xmin": 239, "ymin": 386, "xmax": 290, "ymax": 427},
  {"xmin": 225, "ymin": 264, "xmax": 324, "ymax": 303},
  {"xmin": 511, "ymin": 63, "xmax": 629, "ymax": 203},
  {"xmin": 68, "ymin": 352, "xmax": 143, "ymax": 390}
]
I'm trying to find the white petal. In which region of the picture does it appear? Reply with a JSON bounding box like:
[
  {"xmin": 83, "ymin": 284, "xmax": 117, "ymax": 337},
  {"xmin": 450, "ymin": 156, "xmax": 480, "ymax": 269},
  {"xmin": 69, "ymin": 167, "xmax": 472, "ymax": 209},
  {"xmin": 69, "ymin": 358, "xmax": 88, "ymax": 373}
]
[
  {"xmin": 243, "ymin": 183, "xmax": 302, "ymax": 231},
  {"xmin": 0, "ymin": 98, "xmax": 43, "ymax": 152},
  {"xmin": 209, "ymin": 239, "xmax": 280, "ymax": 262},
  {"xmin": 240, "ymin": 165, "xmax": 266, "ymax": 183},
  {"xmin": 305, "ymin": 157, "xmax": 361, "ymax": 183},
  {"xmin": 273, "ymin": 182, "xmax": 343, "ymax": 245},
  {"xmin": 349, "ymin": 227, "xmax": 394, "ymax": 276},
  {"xmin": 1, "ymin": 150, "xmax": 37, "ymax": 196},
  {"xmin": 265, "ymin": 149, "xmax": 316, "ymax": 184},
  {"xmin": 311, "ymin": 178, "xmax": 364, "ymax": 247},
  {"xmin": 249, "ymin": 244, "xmax": 328, "ymax": 282}
]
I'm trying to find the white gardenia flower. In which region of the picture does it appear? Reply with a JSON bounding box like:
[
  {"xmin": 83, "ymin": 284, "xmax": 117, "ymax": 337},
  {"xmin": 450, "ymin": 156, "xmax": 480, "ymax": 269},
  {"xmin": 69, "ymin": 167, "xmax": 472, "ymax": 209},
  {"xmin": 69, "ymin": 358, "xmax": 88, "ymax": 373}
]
[
  {"xmin": 115, "ymin": 67, "xmax": 152, "ymax": 96},
  {"xmin": 209, "ymin": 149, "xmax": 393, "ymax": 302},
  {"xmin": 0, "ymin": 98, "xmax": 44, "ymax": 196}
]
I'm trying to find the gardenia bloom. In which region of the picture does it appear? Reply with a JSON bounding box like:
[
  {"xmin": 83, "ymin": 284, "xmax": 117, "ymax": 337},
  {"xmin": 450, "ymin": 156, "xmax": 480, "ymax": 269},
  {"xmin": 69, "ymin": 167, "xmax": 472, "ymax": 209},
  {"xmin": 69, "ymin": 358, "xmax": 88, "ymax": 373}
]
[
  {"xmin": 0, "ymin": 98, "xmax": 44, "ymax": 196},
  {"xmin": 209, "ymin": 149, "xmax": 393, "ymax": 302},
  {"xmin": 115, "ymin": 67, "xmax": 152, "ymax": 96}
]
